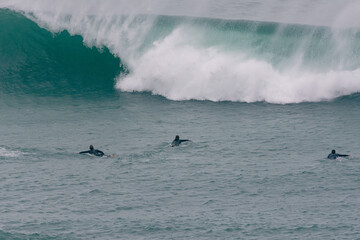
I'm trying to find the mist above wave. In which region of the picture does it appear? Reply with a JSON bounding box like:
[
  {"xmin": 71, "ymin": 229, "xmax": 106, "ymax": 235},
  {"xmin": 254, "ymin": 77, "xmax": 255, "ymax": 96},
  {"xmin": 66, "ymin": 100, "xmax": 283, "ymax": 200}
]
[{"xmin": 1, "ymin": 0, "xmax": 359, "ymax": 27}]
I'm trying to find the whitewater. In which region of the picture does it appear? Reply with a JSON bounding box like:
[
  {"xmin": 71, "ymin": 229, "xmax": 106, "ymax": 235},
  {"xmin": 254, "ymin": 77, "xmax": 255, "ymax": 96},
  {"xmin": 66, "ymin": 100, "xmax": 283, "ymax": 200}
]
[{"xmin": 1, "ymin": 1, "xmax": 360, "ymax": 239}]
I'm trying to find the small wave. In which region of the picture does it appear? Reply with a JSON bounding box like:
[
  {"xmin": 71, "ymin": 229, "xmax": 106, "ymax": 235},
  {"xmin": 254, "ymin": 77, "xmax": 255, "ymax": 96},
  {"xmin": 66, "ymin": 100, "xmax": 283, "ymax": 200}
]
[
  {"xmin": 0, "ymin": 229, "xmax": 61, "ymax": 240},
  {"xmin": 0, "ymin": 147, "xmax": 23, "ymax": 157}
]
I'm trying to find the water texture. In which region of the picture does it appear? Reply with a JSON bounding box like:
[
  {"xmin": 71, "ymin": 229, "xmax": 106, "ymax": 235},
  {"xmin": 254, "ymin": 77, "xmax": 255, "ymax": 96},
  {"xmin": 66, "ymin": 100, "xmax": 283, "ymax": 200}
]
[{"xmin": 0, "ymin": 1, "xmax": 360, "ymax": 239}]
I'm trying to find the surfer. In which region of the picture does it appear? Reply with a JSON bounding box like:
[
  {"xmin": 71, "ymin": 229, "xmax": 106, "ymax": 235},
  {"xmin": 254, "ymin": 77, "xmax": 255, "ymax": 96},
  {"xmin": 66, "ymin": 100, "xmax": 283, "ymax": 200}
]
[
  {"xmin": 79, "ymin": 145, "xmax": 105, "ymax": 157},
  {"xmin": 171, "ymin": 135, "xmax": 190, "ymax": 147},
  {"xmin": 327, "ymin": 149, "xmax": 349, "ymax": 160}
]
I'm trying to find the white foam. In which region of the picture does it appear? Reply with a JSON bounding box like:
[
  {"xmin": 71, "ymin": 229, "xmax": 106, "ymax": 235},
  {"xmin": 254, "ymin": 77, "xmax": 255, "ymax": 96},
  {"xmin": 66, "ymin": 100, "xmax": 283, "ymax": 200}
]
[
  {"xmin": 0, "ymin": 147, "xmax": 23, "ymax": 158},
  {"xmin": 117, "ymin": 27, "xmax": 360, "ymax": 103}
]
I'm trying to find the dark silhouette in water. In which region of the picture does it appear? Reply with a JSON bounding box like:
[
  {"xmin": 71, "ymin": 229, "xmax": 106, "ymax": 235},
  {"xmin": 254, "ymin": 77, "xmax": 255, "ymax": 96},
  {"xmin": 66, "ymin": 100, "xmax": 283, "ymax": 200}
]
[
  {"xmin": 79, "ymin": 145, "xmax": 105, "ymax": 157},
  {"xmin": 327, "ymin": 149, "xmax": 349, "ymax": 160},
  {"xmin": 171, "ymin": 135, "xmax": 190, "ymax": 147}
]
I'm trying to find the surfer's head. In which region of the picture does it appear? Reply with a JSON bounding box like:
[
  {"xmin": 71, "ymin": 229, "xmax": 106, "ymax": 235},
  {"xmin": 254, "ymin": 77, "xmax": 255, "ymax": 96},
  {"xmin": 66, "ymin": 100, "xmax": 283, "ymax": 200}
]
[
  {"xmin": 331, "ymin": 149, "xmax": 336, "ymax": 154},
  {"xmin": 175, "ymin": 135, "xmax": 179, "ymax": 140},
  {"xmin": 90, "ymin": 145, "xmax": 94, "ymax": 150}
]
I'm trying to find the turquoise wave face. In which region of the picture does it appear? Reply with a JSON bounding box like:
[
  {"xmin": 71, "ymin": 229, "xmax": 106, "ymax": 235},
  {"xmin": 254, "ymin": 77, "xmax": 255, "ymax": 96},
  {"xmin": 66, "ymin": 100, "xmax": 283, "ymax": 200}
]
[{"xmin": 0, "ymin": 9, "xmax": 125, "ymax": 96}]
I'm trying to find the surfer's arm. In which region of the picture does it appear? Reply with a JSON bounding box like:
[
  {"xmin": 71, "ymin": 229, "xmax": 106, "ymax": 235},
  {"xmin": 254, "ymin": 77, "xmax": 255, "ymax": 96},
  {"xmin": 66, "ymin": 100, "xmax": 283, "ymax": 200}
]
[
  {"xmin": 180, "ymin": 139, "xmax": 190, "ymax": 143},
  {"xmin": 338, "ymin": 154, "xmax": 349, "ymax": 157},
  {"xmin": 79, "ymin": 150, "xmax": 90, "ymax": 154}
]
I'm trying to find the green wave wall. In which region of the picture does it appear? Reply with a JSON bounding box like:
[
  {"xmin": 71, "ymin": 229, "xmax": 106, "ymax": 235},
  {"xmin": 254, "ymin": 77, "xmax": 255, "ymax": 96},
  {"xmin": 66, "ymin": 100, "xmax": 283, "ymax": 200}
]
[{"xmin": 0, "ymin": 9, "xmax": 125, "ymax": 96}]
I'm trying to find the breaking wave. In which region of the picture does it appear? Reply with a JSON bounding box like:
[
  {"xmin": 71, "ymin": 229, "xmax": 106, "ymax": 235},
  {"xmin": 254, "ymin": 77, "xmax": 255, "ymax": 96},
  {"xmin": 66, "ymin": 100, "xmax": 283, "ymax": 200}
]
[{"xmin": 1, "ymin": 0, "xmax": 360, "ymax": 103}]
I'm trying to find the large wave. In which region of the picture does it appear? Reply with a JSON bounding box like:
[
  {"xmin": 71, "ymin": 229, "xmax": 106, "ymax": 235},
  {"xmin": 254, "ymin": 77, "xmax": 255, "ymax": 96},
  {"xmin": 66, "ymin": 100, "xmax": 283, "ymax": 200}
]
[{"xmin": 1, "ymin": 0, "xmax": 360, "ymax": 103}]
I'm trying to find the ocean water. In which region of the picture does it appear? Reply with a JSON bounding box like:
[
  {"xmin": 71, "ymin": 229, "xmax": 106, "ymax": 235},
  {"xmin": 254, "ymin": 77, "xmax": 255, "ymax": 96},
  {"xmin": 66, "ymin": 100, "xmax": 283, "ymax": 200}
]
[{"xmin": 1, "ymin": 1, "xmax": 360, "ymax": 239}]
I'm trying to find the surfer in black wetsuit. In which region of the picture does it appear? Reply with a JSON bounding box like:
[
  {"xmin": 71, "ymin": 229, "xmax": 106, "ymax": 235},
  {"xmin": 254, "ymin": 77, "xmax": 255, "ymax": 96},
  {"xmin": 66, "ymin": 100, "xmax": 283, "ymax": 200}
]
[
  {"xmin": 79, "ymin": 145, "xmax": 105, "ymax": 157},
  {"xmin": 171, "ymin": 135, "xmax": 190, "ymax": 147},
  {"xmin": 327, "ymin": 149, "xmax": 349, "ymax": 160}
]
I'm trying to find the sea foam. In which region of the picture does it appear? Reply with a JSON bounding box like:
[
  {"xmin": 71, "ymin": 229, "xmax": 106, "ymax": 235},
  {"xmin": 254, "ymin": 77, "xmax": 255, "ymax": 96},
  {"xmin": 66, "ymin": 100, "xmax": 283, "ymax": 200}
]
[{"xmin": 0, "ymin": 147, "xmax": 23, "ymax": 158}]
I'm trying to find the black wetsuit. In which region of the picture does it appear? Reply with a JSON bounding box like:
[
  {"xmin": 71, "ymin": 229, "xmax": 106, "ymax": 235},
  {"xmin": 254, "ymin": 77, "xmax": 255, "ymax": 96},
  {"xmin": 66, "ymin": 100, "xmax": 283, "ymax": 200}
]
[
  {"xmin": 79, "ymin": 149, "xmax": 105, "ymax": 157},
  {"xmin": 171, "ymin": 139, "xmax": 190, "ymax": 147},
  {"xmin": 327, "ymin": 153, "xmax": 349, "ymax": 160}
]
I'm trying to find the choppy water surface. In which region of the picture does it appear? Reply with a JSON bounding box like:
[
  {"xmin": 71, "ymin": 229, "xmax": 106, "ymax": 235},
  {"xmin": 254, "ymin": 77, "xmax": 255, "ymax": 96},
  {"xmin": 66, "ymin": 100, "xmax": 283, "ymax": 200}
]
[{"xmin": 1, "ymin": 94, "xmax": 360, "ymax": 239}]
